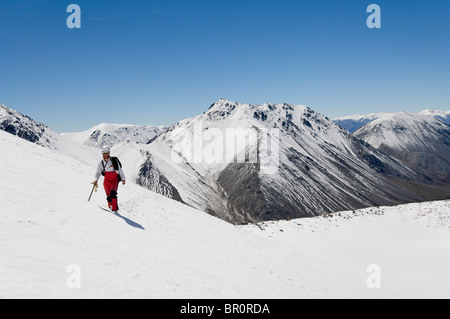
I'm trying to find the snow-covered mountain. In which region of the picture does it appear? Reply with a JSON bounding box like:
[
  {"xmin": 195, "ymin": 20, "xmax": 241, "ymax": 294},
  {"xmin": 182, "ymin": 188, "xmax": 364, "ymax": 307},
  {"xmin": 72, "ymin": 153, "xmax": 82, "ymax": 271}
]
[
  {"xmin": 334, "ymin": 109, "xmax": 450, "ymax": 132},
  {"xmin": 1, "ymin": 103, "xmax": 50, "ymax": 146},
  {"xmin": 2, "ymin": 129, "xmax": 449, "ymax": 298},
  {"xmin": 134, "ymin": 99, "xmax": 445, "ymax": 224},
  {"xmin": 334, "ymin": 112, "xmax": 389, "ymax": 133},
  {"xmin": 62, "ymin": 123, "xmax": 166, "ymax": 147},
  {"xmin": 354, "ymin": 112, "xmax": 450, "ymax": 183},
  {"xmin": 418, "ymin": 109, "xmax": 450, "ymax": 125},
  {"xmin": 3, "ymin": 101, "xmax": 448, "ymax": 225},
  {"xmin": 0, "ymin": 103, "xmax": 98, "ymax": 166}
]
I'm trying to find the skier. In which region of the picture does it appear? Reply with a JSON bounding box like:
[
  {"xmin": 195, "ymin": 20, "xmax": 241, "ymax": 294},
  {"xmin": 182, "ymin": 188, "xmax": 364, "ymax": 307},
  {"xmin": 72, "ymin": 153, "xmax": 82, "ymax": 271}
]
[{"xmin": 93, "ymin": 146, "xmax": 126, "ymax": 212}]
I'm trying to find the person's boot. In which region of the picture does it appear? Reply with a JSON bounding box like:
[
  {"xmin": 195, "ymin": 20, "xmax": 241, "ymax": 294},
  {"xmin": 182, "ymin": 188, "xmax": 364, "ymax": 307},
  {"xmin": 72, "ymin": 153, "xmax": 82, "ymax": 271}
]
[
  {"xmin": 110, "ymin": 190, "xmax": 119, "ymax": 211},
  {"xmin": 107, "ymin": 196, "xmax": 113, "ymax": 210}
]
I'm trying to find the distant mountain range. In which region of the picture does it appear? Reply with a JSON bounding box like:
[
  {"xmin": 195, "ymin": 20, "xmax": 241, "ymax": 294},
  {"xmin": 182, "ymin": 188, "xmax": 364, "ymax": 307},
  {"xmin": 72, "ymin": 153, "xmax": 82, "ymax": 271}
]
[
  {"xmin": 354, "ymin": 111, "xmax": 450, "ymax": 183},
  {"xmin": 62, "ymin": 123, "xmax": 166, "ymax": 148},
  {"xmin": 334, "ymin": 109, "xmax": 450, "ymax": 133},
  {"xmin": 2, "ymin": 101, "xmax": 449, "ymax": 224}
]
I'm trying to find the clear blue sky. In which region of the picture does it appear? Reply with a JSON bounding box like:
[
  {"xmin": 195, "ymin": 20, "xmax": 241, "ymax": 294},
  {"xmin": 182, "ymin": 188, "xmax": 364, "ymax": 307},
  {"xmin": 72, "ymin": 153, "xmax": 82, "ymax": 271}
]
[{"xmin": 1, "ymin": 0, "xmax": 449, "ymax": 132}]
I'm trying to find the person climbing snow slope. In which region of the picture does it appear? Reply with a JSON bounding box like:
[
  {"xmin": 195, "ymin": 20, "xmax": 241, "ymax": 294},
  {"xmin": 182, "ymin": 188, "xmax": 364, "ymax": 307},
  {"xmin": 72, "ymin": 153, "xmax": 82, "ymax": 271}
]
[{"xmin": 93, "ymin": 146, "xmax": 126, "ymax": 212}]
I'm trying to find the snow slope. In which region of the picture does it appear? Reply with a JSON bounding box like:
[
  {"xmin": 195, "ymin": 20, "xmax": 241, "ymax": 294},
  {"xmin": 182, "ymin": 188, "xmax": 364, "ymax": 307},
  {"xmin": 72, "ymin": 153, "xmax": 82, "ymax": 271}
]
[
  {"xmin": 1, "ymin": 130, "xmax": 449, "ymax": 298},
  {"xmin": 0, "ymin": 103, "xmax": 98, "ymax": 167},
  {"xmin": 246, "ymin": 201, "xmax": 450, "ymax": 298}
]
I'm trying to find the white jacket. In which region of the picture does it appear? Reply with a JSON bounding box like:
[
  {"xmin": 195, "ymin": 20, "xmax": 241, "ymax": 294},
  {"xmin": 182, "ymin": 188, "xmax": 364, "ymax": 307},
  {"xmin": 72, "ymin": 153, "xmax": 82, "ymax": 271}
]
[{"xmin": 94, "ymin": 158, "xmax": 126, "ymax": 181}]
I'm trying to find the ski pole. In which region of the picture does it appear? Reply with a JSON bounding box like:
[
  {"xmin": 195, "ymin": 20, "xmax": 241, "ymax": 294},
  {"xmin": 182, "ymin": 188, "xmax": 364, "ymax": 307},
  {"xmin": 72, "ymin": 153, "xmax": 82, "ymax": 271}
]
[
  {"xmin": 88, "ymin": 183, "xmax": 98, "ymax": 201},
  {"xmin": 88, "ymin": 184, "xmax": 95, "ymax": 201}
]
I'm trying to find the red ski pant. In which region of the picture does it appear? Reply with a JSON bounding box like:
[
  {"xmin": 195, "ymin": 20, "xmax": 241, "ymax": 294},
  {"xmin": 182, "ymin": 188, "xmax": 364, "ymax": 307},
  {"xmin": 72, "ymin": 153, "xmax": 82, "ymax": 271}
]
[{"xmin": 104, "ymin": 171, "xmax": 119, "ymax": 211}]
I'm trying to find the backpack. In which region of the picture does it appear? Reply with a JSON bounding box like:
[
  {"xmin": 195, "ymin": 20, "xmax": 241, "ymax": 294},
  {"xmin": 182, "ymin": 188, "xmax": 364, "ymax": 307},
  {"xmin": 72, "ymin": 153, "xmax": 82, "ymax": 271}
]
[
  {"xmin": 111, "ymin": 157, "xmax": 122, "ymax": 171},
  {"xmin": 101, "ymin": 157, "xmax": 123, "ymax": 182}
]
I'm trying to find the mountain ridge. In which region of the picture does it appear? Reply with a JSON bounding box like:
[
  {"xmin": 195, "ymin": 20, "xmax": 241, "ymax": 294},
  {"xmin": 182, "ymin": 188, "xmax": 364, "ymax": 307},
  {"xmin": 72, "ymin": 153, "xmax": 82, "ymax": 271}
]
[
  {"xmin": 0, "ymin": 103, "xmax": 98, "ymax": 166},
  {"xmin": 334, "ymin": 108, "xmax": 450, "ymax": 132},
  {"xmin": 62, "ymin": 122, "xmax": 166, "ymax": 148},
  {"xmin": 354, "ymin": 111, "xmax": 450, "ymax": 183},
  {"xmin": 135, "ymin": 99, "xmax": 449, "ymax": 224}
]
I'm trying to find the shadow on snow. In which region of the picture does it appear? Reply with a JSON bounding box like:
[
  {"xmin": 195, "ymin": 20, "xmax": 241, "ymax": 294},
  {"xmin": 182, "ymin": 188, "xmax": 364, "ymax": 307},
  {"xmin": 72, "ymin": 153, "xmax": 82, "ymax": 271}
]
[{"xmin": 97, "ymin": 205, "xmax": 145, "ymax": 230}]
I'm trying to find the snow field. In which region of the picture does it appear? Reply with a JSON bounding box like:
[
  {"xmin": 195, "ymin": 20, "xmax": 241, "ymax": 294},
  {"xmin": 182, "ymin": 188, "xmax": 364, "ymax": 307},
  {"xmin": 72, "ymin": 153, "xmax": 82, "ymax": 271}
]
[{"xmin": 1, "ymin": 130, "xmax": 449, "ymax": 298}]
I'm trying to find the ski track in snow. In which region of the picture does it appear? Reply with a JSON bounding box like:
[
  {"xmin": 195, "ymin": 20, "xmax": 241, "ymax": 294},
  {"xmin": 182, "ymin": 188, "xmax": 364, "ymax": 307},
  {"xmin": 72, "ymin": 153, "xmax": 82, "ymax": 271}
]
[{"xmin": 1, "ymin": 130, "xmax": 450, "ymax": 299}]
